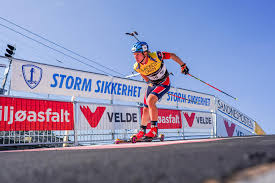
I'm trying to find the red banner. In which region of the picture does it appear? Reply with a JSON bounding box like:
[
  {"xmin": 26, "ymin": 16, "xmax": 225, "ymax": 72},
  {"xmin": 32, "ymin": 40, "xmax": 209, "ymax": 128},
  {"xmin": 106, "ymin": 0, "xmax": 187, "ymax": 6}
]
[
  {"xmin": 140, "ymin": 108, "xmax": 182, "ymax": 129},
  {"xmin": 0, "ymin": 96, "xmax": 74, "ymax": 131}
]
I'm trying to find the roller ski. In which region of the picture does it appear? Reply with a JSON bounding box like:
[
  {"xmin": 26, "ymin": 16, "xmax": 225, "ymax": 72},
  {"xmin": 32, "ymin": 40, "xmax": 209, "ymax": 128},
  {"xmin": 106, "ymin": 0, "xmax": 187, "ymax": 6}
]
[
  {"xmin": 115, "ymin": 127, "xmax": 164, "ymax": 144},
  {"xmin": 114, "ymin": 130, "xmax": 144, "ymax": 144}
]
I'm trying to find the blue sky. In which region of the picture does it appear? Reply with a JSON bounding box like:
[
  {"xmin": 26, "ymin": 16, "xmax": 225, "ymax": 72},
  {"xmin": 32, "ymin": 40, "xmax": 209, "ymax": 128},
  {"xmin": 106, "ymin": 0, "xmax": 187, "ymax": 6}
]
[{"xmin": 0, "ymin": 0, "xmax": 274, "ymax": 133}]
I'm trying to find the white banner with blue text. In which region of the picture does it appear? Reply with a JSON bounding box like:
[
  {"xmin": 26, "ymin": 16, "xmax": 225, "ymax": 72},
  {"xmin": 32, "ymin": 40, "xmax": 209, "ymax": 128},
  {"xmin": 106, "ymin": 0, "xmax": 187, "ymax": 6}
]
[
  {"xmin": 216, "ymin": 114, "xmax": 253, "ymax": 137},
  {"xmin": 11, "ymin": 59, "xmax": 215, "ymax": 111},
  {"xmin": 216, "ymin": 98, "xmax": 255, "ymax": 132},
  {"xmin": 11, "ymin": 59, "xmax": 146, "ymax": 102},
  {"xmin": 159, "ymin": 87, "xmax": 215, "ymax": 111}
]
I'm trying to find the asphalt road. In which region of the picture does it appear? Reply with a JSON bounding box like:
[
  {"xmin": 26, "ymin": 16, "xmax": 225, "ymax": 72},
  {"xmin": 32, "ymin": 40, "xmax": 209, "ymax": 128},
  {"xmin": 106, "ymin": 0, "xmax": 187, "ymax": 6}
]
[{"xmin": 1, "ymin": 135, "xmax": 275, "ymax": 183}]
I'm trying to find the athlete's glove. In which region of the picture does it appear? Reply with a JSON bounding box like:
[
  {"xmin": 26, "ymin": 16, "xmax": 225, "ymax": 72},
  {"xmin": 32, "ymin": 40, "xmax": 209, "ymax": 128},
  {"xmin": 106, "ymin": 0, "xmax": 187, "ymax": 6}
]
[{"xmin": 181, "ymin": 63, "xmax": 189, "ymax": 75}]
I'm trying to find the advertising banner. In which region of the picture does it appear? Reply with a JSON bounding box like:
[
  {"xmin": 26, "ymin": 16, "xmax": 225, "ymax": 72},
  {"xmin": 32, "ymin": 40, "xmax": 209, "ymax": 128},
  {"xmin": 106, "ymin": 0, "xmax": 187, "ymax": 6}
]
[
  {"xmin": 11, "ymin": 59, "xmax": 215, "ymax": 111},
  {"xmin": 216, "ymin": 98, "xmax": 255, "ymax": 131},
  {"xmin": 140, "ymin": 108, "xmax": 182, "ymax": 129},
  {"xmin": 159, "ymin": 87, "xmax": 215, "ymax": 111},
  {"xmin": 11, "ymin": 59, "xmax": 146, "ymax": 103},
  {"xmin": 182, "ymin": 111, "xmax": 213, "ymax": 129},
  {"xmin": 216, "ymin": 114, "xmax": 252, "ymax": 137},
  {"xmin": 77, "ymin": 103, "xmax": 139, "ymax": 130},
  {"xmin": 0, "ymin": 96, "xmax": 74, "ymax": 131}
]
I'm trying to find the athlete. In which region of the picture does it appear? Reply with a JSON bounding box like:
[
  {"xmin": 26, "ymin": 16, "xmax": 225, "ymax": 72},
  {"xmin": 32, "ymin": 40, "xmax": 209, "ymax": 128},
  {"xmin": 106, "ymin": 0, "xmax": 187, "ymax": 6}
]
[{"xmin": 132, "ymin": 41, "xmax": 189, "ymax": 139}]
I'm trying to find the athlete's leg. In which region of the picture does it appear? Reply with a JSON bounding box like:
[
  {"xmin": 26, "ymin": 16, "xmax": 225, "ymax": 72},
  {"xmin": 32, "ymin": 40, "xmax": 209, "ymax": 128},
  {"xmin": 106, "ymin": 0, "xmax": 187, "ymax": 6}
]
[
  {"xmin": 144, "ymin": 94, "xmax": 159, "ymax": 138},
  {"xmin": 146, "ymin": 94, "xmax": 159, "ymax": 121},
  {"xmin": 141, "ymin": 85, "xmax": 155, "ymax": 126},
  {"xmin": 145, "ymin": 78, "xmax": 171, "ymax": 138},
  {"xmin": 134, "ymin": 88, "xmax": 152, "ymax": 139},
  {"xmin": 147, "ymin": 83, "xmax": 170, "ymax": 121},
  {"xmin": 141, "ymin": 107, "xmax": 150, "ymax": 126}
]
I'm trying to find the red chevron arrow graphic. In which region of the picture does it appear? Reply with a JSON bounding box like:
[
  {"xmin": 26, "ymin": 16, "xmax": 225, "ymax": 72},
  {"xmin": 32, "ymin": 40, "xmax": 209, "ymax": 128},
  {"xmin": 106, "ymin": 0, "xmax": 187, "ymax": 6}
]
[
  {"xmin": 80, "ymin": 106, "xmax": 106, "ymax": 128},
  {"xmin": 184, "ymin": 112, "xmax": 196, "ymax": 127}
]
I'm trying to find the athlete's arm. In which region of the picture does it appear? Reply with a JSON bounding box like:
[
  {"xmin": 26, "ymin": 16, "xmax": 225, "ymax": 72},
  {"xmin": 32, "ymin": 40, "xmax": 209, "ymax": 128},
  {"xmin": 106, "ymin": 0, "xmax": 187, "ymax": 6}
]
[
  {"xmin": 170, "ymin": 53, "xmax": 185, "ymax": 66},
  {"xmin": 161, "ymin": 52, "xmax": 185, "ymax": 66},
  {"xmin": 159, "ymin": 51, "xmax": 189, "ymax": 74},
  {"xmin": 170, "ymin": 53, "xmax": 189, "ymax": 75},
  {"xmin": 140, "ymin": 74, "xmax": 149, "ymax": 83}
]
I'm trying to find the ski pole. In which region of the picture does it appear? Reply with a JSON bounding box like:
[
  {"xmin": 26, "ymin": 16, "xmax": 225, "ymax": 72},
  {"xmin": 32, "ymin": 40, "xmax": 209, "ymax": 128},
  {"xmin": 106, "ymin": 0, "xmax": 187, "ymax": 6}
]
[
  {"xmin": 187, "ymin": 73, "xmax": 238, "ymax": 100},
  {"xmin": 125, "ymin": 31, "xmax": 140, "ymax": 41}
]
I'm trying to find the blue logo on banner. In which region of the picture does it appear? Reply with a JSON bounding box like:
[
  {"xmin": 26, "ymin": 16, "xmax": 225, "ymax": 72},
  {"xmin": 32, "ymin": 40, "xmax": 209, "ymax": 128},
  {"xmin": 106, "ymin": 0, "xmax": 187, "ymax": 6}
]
[{"xmin": 22, "ymin": 64, "xmax": 43, "ymax": 89}]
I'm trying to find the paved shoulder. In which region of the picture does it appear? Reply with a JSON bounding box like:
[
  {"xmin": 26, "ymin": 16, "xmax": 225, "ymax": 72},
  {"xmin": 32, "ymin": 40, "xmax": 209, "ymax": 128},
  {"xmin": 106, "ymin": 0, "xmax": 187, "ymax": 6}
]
[{"xmin": 1, "ymin": 135, "xmax": 275, "ymax": 183}]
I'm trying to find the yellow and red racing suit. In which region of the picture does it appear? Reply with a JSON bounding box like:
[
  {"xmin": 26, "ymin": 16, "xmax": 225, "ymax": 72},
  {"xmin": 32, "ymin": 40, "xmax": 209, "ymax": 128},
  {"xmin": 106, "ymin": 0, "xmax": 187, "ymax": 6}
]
[{"xmin": 133, "ymin": 51, "xmax": 171, "ymax": 107}]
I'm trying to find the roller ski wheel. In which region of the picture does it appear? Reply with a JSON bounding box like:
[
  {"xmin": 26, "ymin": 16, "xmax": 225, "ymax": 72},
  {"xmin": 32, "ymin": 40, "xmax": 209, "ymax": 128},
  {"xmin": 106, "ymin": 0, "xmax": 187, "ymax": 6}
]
[
  {"xmin": 159, "ymin": 134, "xmax": 165, "ymax": 142},
  {"xmin": 115, "ymin": 139, "xmax": 121, "ymax": 144},
  {"xmin": 130, "ymin": 135, "xmax": 137, "ymax": 143}
]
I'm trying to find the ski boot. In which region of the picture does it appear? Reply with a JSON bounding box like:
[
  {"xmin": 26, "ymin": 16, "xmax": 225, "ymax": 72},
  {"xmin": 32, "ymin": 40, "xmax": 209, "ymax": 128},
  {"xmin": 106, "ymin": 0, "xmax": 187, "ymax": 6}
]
[
  {"xmin": 130, "ymin": 130, "xmax": 145, "ymax": 143},
  {"xmin": 144, "ymin": 127, "xmax": 158, "ymax": 141}
]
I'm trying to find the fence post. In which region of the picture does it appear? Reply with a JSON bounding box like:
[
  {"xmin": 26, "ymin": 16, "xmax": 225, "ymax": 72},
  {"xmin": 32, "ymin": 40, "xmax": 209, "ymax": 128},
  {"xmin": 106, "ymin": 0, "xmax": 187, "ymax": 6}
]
[
  {"xmin": 213, "ymin": 96, "xmax": 217, "ymax": 138},
  {"xmin": 8, "ymin": 79, "xmax": 11, "ymax": 95},
  {"xmin": 110, "ymin": 77, "xmax": 115, "ymax": 140},
  {"xmin": 137, "ymin": 102, "xmax": 142, "ymax": 133},
  {"xmin": 63, "ymin": 96, "xmax": 76, "ymax": 147},
  {"xmin": 181, "ymin": 110, "xmax": 185, "ymax": 140},
  {"xmin": 73, "ymin": 96, "xmax": 78, "ymax": 146},
  {"xmin": 110, "ymin": 76, "xmax": 114, "ymax": 105},
  {"xmin": 1, "ymin": 58, "xmax": 12, "ymax": 94},
  {"xmin": 176, "ymin": 88, "xmax": 179, "ymax": 109}
]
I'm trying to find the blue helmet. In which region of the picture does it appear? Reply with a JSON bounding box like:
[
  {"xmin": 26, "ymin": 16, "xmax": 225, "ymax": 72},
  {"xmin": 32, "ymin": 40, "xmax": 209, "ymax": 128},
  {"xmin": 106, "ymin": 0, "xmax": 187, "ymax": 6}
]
[{"xmin": 131, "ymin": 42, "xmax": 149, "ymax": 53}]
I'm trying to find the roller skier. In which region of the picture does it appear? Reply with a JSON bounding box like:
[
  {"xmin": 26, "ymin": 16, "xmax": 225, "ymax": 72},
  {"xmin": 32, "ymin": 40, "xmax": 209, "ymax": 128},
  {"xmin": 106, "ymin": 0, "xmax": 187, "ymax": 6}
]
[{"xmin": 131, "ymin": 41, "xmax": 189, "ymax": 139}]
